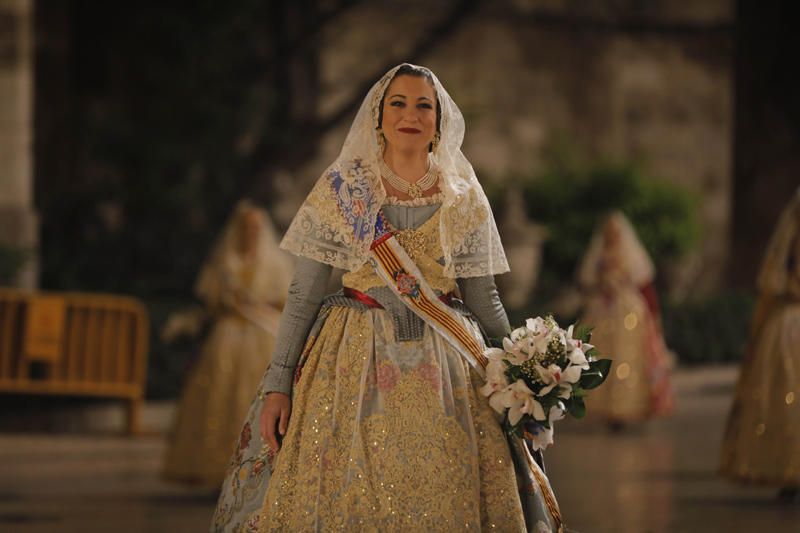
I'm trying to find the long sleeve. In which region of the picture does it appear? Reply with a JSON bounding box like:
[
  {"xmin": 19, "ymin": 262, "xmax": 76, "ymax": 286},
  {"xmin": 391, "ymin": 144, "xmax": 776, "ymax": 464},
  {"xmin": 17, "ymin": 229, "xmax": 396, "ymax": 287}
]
[
  {"xmin": 458, "ymin": 275, "xmax": 511, "ymax": 339},
  {"xmin": 459, "ymin": 276, "xmax": 547, "ymax": 470},
  {"xmin": 262, "ymin": 256, "xmax": 333, "ymax": 395}
]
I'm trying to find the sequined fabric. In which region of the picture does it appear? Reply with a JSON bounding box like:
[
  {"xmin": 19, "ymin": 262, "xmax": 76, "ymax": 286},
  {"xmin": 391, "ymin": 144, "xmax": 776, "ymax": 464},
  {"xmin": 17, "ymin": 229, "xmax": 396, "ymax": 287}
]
[
  {"xmin": 164, "ymin": 266, "xmax": 282, "ymax": 488},
  {"xmin": 581, "ymin": 283, "xmax": 672, "ymax": 422},
  {"xmin": 341, "ymin": 206, "xmax": 457, "ymax": 344},
  {"xmin": 212, "ymin": 197, "xmax": 556, "ymax": 531},
  {"xmin": 342, "ymin": 208, "xmax": 457, "ymax": 297},
  {"xmin": 262, "ymin": 308, "xmax": 525, "ymax": 532},
  {"xmin": 720, "ymin": 297, "xmax": 800, "ymax": 486},
  {"xmin": 261, "ymin": 204, "xmax": 511, "ymax": 398},
  {"xmin": 210, "ymin": 244, "xmax": 560, "ymax": 532}
]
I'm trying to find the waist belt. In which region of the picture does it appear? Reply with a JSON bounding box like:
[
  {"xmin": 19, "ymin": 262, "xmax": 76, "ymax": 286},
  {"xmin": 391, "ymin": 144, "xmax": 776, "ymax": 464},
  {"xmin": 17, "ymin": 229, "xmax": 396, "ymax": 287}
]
[{"xmin": 343, "ymin": 287, "xmax": 455, "ymax": 309}]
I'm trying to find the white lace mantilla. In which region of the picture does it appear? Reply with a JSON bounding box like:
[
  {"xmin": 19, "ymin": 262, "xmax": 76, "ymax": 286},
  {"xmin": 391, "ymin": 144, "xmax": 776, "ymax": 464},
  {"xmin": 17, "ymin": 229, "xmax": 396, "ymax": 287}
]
[{"xmin": 280, "ymin": 64, "xmax": 509, "ymax": 279}]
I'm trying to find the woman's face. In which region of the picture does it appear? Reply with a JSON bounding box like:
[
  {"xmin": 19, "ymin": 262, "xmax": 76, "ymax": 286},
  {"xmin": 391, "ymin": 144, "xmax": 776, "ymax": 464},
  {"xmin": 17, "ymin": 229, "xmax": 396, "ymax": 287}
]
[{"xmin": 381, "ymin": 75, "xmax": 437, "ymax": 154}]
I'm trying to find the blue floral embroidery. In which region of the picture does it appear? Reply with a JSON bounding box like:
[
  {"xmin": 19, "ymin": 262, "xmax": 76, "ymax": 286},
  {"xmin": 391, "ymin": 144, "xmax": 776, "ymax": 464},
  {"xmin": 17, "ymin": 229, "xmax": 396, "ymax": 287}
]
[
  {"xmin": 329, "ymin": 159, "xmax": 378, "ymax": 240},
  {"xmin": 373, "ymin": 210, "xmax": 392, "ymax": 241}
]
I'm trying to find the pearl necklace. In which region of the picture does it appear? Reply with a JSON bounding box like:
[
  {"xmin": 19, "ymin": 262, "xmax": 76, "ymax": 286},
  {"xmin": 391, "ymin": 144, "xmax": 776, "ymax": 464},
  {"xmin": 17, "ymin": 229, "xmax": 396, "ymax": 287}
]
[{"xmin": 379, "ymin": 157, "xmax": 438, "ymax": 199}]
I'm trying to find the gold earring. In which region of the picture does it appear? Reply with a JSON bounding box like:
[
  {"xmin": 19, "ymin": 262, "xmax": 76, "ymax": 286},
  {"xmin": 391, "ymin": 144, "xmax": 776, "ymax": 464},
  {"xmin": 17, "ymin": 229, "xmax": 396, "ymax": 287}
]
[
  {"xmin": 377, "ymin": 128, "xmax": 386, "ymax": 153},
  {"xmin": 430, "ymin": 131, "xmax": 441, "ymax": 152}
]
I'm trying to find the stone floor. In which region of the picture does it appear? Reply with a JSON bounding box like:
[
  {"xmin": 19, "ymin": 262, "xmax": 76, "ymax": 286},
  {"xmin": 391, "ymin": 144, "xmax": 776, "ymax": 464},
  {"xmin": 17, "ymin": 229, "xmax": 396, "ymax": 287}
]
[
  {"xmin": 547, "ymin": 366, "xmax": 800, "ymax": 532},
  {"xmin": 0, "ymin": 365, "xmax": 798, "ymax": 532}
]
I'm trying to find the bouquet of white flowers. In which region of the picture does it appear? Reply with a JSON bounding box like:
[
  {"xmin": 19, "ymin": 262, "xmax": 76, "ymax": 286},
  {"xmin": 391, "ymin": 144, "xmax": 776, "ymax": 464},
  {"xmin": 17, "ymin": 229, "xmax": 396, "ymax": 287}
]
[{"xmin": 480, "ymin": 316, "xmax": 611, "ymax": 451}]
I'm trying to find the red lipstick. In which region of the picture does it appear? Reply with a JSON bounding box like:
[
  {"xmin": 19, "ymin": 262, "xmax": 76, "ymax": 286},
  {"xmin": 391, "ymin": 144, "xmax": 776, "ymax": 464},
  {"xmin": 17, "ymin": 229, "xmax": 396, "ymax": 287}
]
[{"xmin": 398, "ymin": 127, "xmax": 421, "ymax": 134}]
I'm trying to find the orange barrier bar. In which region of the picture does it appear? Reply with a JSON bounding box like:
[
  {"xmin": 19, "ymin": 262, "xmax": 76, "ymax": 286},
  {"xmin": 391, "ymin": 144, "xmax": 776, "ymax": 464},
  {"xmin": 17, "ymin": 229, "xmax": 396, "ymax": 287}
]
[{"xmin": 0, "ymin": 288, "xmax": 149, "ymax": 435}]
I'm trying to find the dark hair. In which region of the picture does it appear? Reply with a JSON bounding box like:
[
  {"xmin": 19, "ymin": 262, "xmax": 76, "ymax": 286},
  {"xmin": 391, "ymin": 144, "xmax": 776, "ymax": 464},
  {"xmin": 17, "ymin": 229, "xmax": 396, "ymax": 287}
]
[{"xmin": 377, "ymin": 64, "xmax": 441, "ymax": 135}]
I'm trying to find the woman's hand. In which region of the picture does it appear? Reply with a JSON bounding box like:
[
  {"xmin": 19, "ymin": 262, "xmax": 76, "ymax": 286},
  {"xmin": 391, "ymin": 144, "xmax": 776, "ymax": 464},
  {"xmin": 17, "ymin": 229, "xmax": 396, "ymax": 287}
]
[{"xmin": 259, "ymin": 392, "xmax": 291, "ymax": 451}]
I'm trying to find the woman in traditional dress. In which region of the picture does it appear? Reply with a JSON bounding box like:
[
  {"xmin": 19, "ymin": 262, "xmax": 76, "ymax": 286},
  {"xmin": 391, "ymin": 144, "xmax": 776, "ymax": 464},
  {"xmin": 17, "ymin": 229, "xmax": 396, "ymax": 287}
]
[
  {"xmin": 211, "ymin": 64, "xmax": 562, "ymax": 532},
  {"xmin": 577, "ymin": 211, "xmax": 672, "ymax": 427},
  {"xmin": 721, "ymin": 189, "xmax": 800, "ymax": 500},
  {"xmin": 163, "ymin": 201, "xmax": 293, "ymax": 488}
]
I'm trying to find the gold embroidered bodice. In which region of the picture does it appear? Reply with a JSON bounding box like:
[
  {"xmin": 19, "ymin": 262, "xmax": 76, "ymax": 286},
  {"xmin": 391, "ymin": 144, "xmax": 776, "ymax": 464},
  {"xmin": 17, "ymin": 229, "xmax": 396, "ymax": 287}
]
[{"xmin": 341, "ymin": 208, "xmax": 458, "ymax": 295}]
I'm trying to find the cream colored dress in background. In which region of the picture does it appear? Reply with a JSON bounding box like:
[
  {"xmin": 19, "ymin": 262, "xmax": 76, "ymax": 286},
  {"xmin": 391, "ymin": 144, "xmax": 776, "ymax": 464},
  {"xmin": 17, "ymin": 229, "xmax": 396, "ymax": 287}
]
[
  {"xmin": 578, "ymin": 212, "xmax": 672, "ymax": 423},
  {"xmin": 721, "ymin": 191, "xmax": 800, "ymax": 486},
  {"xmin": 163, "ymin": 203, "xmax": 292, "ymax": 487}
]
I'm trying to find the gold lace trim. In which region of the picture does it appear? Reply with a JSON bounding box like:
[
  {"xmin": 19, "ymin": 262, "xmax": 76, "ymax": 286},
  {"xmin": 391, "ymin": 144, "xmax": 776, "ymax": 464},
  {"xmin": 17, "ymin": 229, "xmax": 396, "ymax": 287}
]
[
  {"xmin": 384, "ymin": 192, "xmax": 444, "ymax": 207},
  {"xmin": 255, "ymin": 308, "xmax": 527, "ymax": 532},
  {"xmin": 342, "ymin": 209, "xmax": 457, "ymax": 295}
]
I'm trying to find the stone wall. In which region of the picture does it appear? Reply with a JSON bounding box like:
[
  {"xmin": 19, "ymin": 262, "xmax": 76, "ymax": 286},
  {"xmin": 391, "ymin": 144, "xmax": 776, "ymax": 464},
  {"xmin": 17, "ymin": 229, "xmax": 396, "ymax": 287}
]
[
  {"xmin": 274, "ymin": 0, "xmax": 733, "ymax": 298},
  {"xmin": 0, "ymin": 0, "xmax": 37, "ymax": 287},
  {"xmin": 730, "ymin": 0, "xmax": 800, "ymax": 287}
]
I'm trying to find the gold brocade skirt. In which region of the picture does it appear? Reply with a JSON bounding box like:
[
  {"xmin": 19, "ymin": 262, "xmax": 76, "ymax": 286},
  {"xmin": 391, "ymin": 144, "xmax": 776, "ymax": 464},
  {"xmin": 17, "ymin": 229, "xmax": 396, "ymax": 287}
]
[
  {"xmin": 163, "ymin": 315, "xmax": 277, "ymax": 487},
  {"xmin": 582, "ymin": 288, "xmax": 672, "ymax": 422},
  {"xmin": 721, "ymin": 301, "xmax": 800, "ymax": 486},
  {"xmin": 256, "ymin": 306, "xmax": 526, "ymax": 532}
]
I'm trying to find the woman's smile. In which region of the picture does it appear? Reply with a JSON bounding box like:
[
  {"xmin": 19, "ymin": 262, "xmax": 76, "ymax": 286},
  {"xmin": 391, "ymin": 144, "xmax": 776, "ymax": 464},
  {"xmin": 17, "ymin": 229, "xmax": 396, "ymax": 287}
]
[{"xmin": 381, "ymin": 74, "xmax": 437, "ymax": 153}]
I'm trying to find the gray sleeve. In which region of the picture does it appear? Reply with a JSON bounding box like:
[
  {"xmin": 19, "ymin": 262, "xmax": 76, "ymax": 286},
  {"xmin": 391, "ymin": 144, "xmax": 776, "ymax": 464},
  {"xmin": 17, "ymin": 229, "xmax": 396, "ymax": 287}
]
[
  {"xmin": 458, "ymin": 275, "xmax": 511, "ymax": 340},
  {"xmin": 262, "ymin": 256, "xmax": 333, "ymax": 395}
]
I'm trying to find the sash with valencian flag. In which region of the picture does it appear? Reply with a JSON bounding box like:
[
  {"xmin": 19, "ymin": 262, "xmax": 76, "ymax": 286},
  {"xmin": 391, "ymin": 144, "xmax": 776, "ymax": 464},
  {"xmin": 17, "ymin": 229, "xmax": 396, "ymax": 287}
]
[
  {"xmin": 368, "ymin": 210, "xmax": 564, "ymax": 533},
  {"xmin": 369, "ymin": 211, "xmax": 489, "ymax": 377}
]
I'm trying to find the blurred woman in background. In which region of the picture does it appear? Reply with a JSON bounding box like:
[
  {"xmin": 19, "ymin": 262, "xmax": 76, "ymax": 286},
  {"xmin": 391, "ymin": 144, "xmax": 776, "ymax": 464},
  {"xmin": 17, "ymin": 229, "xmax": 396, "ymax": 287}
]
[
  {"xmin": 721, "ymin": 189, "xmax": 800, "ymax": 501},
  {"xmin": 163, "ymin": 200, "xmax": 293, "ymax": 488},
  {"xmin": 577, "ymin": 211, "xmax": 673, "ymax": 429}
]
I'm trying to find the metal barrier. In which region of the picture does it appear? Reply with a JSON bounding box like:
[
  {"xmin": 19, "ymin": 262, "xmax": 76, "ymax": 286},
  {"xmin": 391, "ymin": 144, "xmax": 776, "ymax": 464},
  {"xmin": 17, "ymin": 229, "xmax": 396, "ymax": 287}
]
[{"xmin": 0, "ymin": 288, "xmax": 149, "ymax": 434}]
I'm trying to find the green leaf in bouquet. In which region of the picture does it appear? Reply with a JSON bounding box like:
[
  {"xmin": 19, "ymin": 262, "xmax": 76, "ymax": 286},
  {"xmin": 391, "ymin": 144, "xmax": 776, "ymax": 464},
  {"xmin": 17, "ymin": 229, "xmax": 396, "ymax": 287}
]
[
  {"xmin": 487, "ymin": 337, "xmax": 505, "ymax": 349},
  {"xmin": 503, "ymin": 415, "xmax": 524, "ymax": 438},
  {"xmin": 538, "ymin": 393, "xmax": 560, "ymax": 410},
  {"xmin": 505, "ymin": 363, "xmax": 525, "ymax": 382},
  {"xmin": 566, "ymin": 396, "xmax": 586, "ymax": 419},
  {"xmin": 570, "ymin": 385, "xmax": 588, "ymax": 398},
  {"xmin": 584, "ymin": 346, "xmax": 599, "ymax": 358},
  {"xmin": 521, "ymin": 375, "xmax": 541, "ymax": 393},
  {"xmin": 574, "ymin": 323, "xmax": 594, "ymax": 343},
  {"xmin": 579, "ymin": 359, "xmax": 613, "ymax": 390}
]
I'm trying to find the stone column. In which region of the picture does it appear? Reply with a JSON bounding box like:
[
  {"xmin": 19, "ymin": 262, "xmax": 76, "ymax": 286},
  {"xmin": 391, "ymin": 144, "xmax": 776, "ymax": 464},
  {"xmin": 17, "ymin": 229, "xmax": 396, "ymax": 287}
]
[{"xmin": 0, "ymin": 0, "xmax": 37, "ymax": 288}]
